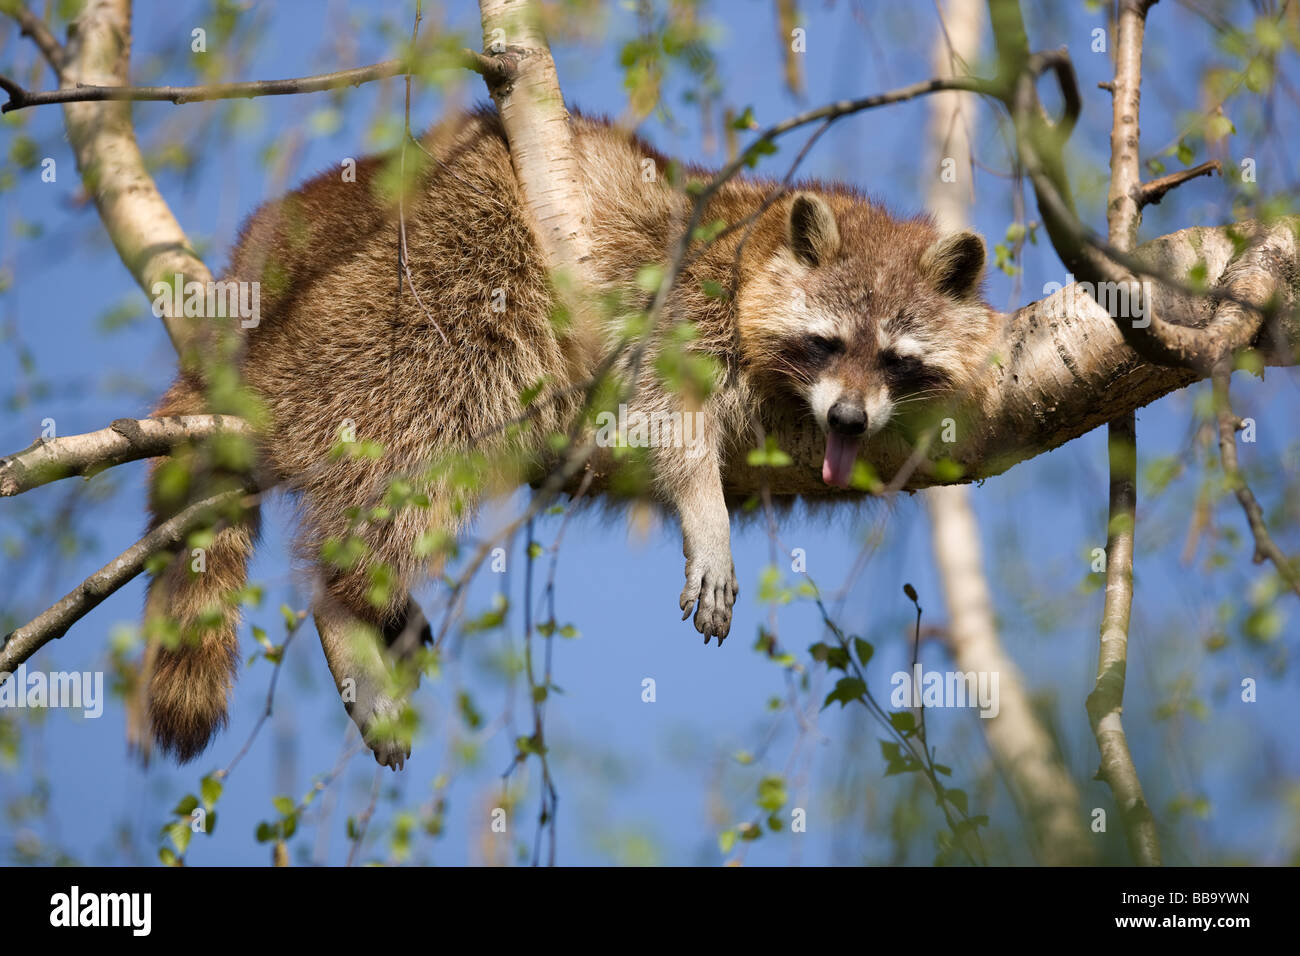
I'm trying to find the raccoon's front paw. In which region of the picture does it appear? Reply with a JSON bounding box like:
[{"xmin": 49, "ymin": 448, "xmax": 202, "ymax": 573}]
[
  {"xmin": 355, "ymin": 695, "xmax": 412, "ymax": 772},
  {"xmin": 680, "ymin": 552, "xmax": 739, "ymax": 645}
]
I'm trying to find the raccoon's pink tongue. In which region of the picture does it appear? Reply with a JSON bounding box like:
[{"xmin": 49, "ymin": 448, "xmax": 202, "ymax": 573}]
[{"xmin": 822, "ymin": 432, "xmax": 859, "ymax": 488}]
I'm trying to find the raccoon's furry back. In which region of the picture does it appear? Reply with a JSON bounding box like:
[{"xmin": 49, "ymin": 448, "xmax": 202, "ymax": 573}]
[{"xmin": 139, "ymin": 108, "xmax": 592, "ymax": 760}]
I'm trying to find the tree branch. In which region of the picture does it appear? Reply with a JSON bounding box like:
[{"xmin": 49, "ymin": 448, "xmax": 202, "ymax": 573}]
[
  {"xmin": 929, "ymin": 486, "xmax": 1095, "ymax": 862},
  {"xmin": 58, "ymin": 0, "xmax": 218, "ymax": 371},
  {"xmin": 698, "ymin": 218, "xmax": 1300, "ymax": 500},
  {"xmin": 475, "ymin": 0, "xmax": 599, "ymax": 373},
  {"xmin": 988, "ymin": 1, "xmax": 1280, "ymax": 374},
  {"xmin": 1213, "ymin": 363, "xmax": 1300, "ymax": 598},
  {"xmin": 1086, "ymin": 416, "xmax": 1161, "ymax": 864},
  {"xmin": 0, "ymin": 415, "xmax": 251, "ymax": 497},
  {"xmin": 1, "ymin": 58, "xmax": 411, "ymax": 113},
  {"xmin": 2, "ymin": 2, "xmax": 66, "ymax": 75},
  {"xmin": 5, "ymin": 217, "xmax": 1296, "ymax": 676},
  {"xmin": 45, "ymin": 2, "xmax": 498, "ymax": 374},
  {"xmin": 1136, "ymin": 159, "xmax": 1220, "ymax": 208},
  {"xmin": 0, "ymin": 46, "xmax": 510, "ymax": 114},
  {"xmin": 923, "ymin": 0, "xmax": 1092, "ymax": 865},
  {"xmin": 0, "ymin": 487, "xmax": 255, "ymax": 677},
  {"xmin": 1091, "ymin": 0, "xmax": 1160, "ymax": 867}
]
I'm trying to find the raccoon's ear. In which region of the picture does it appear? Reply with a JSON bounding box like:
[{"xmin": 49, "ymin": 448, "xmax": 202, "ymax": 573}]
[
  {"xmin": 787, "ymin": 193, "xmax": 840, "ymax": 267},
  {"xmin": 922, "ymin": 230, "xmax": 986, "ymax": 299}
]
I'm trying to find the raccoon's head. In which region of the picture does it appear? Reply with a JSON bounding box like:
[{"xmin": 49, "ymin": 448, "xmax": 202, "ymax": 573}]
[{"xmin": 737, "ymin": 191, "xmax": 992, "ymax": 488}]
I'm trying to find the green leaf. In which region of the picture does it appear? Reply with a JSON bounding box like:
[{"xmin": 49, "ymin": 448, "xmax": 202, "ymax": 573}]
[
  {"xmin": 718, "ymin": 828, "xmax": 737, "ymax": 854},
  {"xmin": 692, "ymin": 219, "xmax": 727, "ymax": 244},
  {"xmin": 823, "ymin": 677, "xmax": 866, "ymax": 709},
  {"xmin": 743, "ymin": 138, "xmax": 778, "ymax": 168},
  {"xmin": 824, "ymin": 645, "xmax": 850, "ymax": 670},
  {"xmin": 636, "ymin": 263, "xmax": 664, "ymax": 292},
  {"xmin": 1205, "ymin": 113, "xmax": 1235, "ymax": 141},
  {"xmin": 172, "ymin": 794, "xmax": 199, "ymax": 817},
  {"xmin": 272, "ymin": 795, "xmax": 296, "ymax": 816},
  {"xmin": 515, "ymin": 734, "xmax": 547, "ymax": 757},
  {"xmin": 945, "ymin": 788, "xmax": 969, "ymax": 815},
  {"xmin": 731, "ymin": 106, "xmax": 757, "ymax": 130},
  {"xmin": 853, "ymin": 637, "xmax": 874, "ymax": 666},
  {"xmin": 457, "ymin": 691, "xmax": 484, "ymax": 730},
  {"xmin": 757, "ymin": 775, "xmax": 788, "ymax": 812},
  {"xmin": 746, "ymin": 435, "xmax": 793, "ymax": 468},
  {"xmin": 890, "ymin": 711, "xmax": 917, "ymax": 733},
  {"xmin": 200, "ymin": 774, "xmax": 223, "ymax": 808}
]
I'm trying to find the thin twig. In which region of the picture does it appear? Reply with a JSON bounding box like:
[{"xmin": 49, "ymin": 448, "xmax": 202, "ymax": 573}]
[
  {"xmin": 1136, "ymin": 159, "xmax": 1220, "ymax": 207},
  {"xmin": 3, "ymin": 3, "xmax": 66, "ymax": 74},
  {"xmin": 0, "ymin": 49, "xmax": 501, "ymax": 113},
  {"xmin": 1212, "ymin": 362, "xmax": 1300, "ymax": 597}
]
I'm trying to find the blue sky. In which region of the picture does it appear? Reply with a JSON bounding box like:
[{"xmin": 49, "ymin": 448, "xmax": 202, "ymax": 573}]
[{"xmin": 1, "ymin": 0, "xmax": 1297, "ymax": 865}]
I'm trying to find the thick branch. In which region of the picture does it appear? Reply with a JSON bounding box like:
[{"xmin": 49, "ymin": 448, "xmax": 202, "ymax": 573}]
[
  {"xmin": 59, "ymin": 0, "xmax": 216, "ymax": 369},
  {"xmin": 6, "ymin": 225, "xmax": 1293, "ymax": 508},
  {"xmin": 695, "ymin": 220, "xmax": 1300, "ymax": 500},
  {"xmin": 989, "ymin": 1, "xmax": 1277, "ymax": 375},
  {"xmin": 1087, "ymin": 0, "xmax": 1161, "ymax": 869},
  {"xmin": 929, "ymin": 486, "xmax": 1095, "ymax": 863},
  {"xmin": 924, "ymin": 0, "xmax": 1092, "ymax": 865},
  {"xmin": 476, "ymin": 1, "xmax": 593, "ymax": 285},
  {"xmin": 0, "ymin": 488, "xmax": 253, "ymax": 676},
  {"xmin": 1085, "ymin": 417, "xmax": 1161, "ymax": 865},
  {"xmin": 1106, "ymin": 0, "xmax": 1151, "ymax": 250},
  {"xmin": 0, "ymin": 416, "xmax": 251, "ymax": 497}
]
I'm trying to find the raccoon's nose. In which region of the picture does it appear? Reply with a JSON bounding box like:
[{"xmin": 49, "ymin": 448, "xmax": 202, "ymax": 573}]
[{"xmin": 828, "ymin": 401, "xmax": 867, "ymax": 436}]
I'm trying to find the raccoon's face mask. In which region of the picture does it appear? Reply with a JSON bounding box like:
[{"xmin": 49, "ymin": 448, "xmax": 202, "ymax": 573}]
[{"xmin": 775, "ymin": 194, "xmax": 987, "ymax": 488}]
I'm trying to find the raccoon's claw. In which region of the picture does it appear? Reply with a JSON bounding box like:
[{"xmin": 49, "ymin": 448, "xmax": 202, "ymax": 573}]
[
  {"xmin": 357, "ymin": 695, "xmax": 411, "ymax": 772},
  {"xmin": 680, "ymin": 558, "xmax": 739, "ymax": 645}
]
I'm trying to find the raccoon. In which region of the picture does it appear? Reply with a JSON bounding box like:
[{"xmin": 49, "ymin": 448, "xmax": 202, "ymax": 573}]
[{"xmin": 141, "ymin": 107, "xmax": 996, "ymax": 769}]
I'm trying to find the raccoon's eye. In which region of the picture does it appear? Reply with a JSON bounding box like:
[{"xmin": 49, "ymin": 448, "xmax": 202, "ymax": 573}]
[
  {"xmin": 882, "ymin": 351, "xmax": 946, "ymax": 391},
  {"xmin": 805, "ymin": 335, "xmax": 845, "ymax": 361}
]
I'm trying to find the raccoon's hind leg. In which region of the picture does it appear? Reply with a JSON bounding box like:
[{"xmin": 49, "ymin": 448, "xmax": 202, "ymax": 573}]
[
  {"xmin": 313, "ymin": 584, "xmax": 427, "ymax": 770},
  {"xmin": 307, "ymin": 494, "xmax": 448, "ymax": 770}
]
